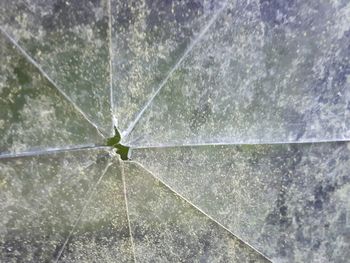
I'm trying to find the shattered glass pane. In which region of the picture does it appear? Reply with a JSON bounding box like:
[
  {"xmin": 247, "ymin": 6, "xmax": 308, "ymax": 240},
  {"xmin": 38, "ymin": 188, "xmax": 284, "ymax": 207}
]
[
  {"xmin": 0, "ymin": 148, "xmax": 133, "ymax": 262},
  {"xmin": 131, "ymin": 141, "xmax": 350, "ymax": 262},
  {"xmin": 110, "ymin": 0, "xmax": 226, "ymax": 135},
  {"xmin": 125, "ymin": 0, "xmax": 350, "ymax": 147},
  {"xmin": 124, "ymin": 161, "xmax": 270, "ymax": 262},
  {"xmin": 0, "ymin": 0, "xmax": 113, "ymax": 136},
  {"xmin": 0, "ymin": 33, "xmax": 104, "ymax": 155},
  {"xmin": 1, "ymin": 0, "xmax": 350, "ymax": 262}
]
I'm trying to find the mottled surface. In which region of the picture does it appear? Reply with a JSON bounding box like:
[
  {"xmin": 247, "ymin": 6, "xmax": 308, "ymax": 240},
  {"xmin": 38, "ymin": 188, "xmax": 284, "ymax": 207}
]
[
  {"xmin": 125, "ymin": 0, "xmax": 350, "ymax": 147},
  {"xmin": 111, "ymin": 0, "xmax": 226, "ymax": 135},
  {"xmin": 58, "ymin": 159, "xmax": 134, "ymax": 263},
  {"xmin": 0, "ymin": 0, "xmax": 113, "ymax": 136},
  {"xmin": 131, "ymin": 142, "xmax": 350, "ymax": 262},
  {"xmin": 0, "ymin": 149, "xmax": 133, "ymax": 262},
  {"xmin": 124, "ymin": 161, "xmax": 269, "ymax": 262},
  {"xmin": 1, "ymin": 0, "xmax": 350, "ymax": 262},
  {"xmin": 0, "ymin": 34, "xmax": 103, "ymax": 155}
]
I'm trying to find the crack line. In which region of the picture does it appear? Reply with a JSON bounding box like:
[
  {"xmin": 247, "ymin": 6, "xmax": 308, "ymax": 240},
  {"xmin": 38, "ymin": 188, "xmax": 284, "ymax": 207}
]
[
  {"xmin": 127, "ymin": 160, "xmax": 274, "ymax": 263},
  {"xmin": 126, "ymin": 138, "xmax": 350, "ymax": 151},
  {"xmin": 0, "ymin": 27, "xmax": 106, "ymax": 139},
  {"xmin": 107, "ymin": 0, "xmax": 117, "ymax": 131},
  {"xmin": 120, "ymin": 159, "xmax": 137, "ymax": 263},
  {"xmin": 54, "ymin": 161, "xmax": 112, "ymax": 262},
  {"xmin": 0, "ymin": 145, "xmax": 110, "ymax": 160},
  {"xmin": 121, "ymin": 1, "xmax": 228, "ymax": 141}
]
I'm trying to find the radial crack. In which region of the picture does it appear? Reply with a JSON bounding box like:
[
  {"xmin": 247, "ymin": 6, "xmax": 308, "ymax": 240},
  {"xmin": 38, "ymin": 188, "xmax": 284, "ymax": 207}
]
[
  {"xmin": 127, "ymin": 160, "xmax": 274, "ymax": 263},
  {"xmin": 120, "ymin": 159, "xmax": 137, "ymax": 263},
  {"xmin": 0, "ymin": 27, "xmax": 106, "ymax": 139},
  {"xmin": 121, "ymin": 1, "xmax": 229, "ymax": 141},
  {"xmin": 127, "ymin": 138, "xmax": 350, "ymax": 150},
  {"xmin": 0, "ymin": 145, "xmax": 109, "ymax": 160},
  {"xmin": 107, "ymin": 0, "xmax": 116, "ymax": 131},
  {"xmin": 54, "ymin": 161, "xmax": 112, "ymax": 262}
]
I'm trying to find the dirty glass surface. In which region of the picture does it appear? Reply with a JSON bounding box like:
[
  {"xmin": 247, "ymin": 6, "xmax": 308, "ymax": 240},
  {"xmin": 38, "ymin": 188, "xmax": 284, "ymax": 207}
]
[
  {"xmin": 0, "ymin": 33, "xmax": 104, "ymax": 155},
  {"xmin": 131, "ymin": 142, "xmax": 350, "ymax": 262},
  {"xmin": 110, "ymin": 0, "xmax": 227, "ymax": 136},
  {"xmin": 0, "ymin": 148, "xmax": 133, "ymax": 262},
  {"xmin": 0, "ymin": 0, "xmax": 113, "ymax": 137},
  {"xmin": 124, "ymin": 161, "xmax": 269, "ymax": 262},
  {"xmin": 1, "ymin": 0, "xmax": 350, "ymax": 262},
  {"xmin": 125, "ymin": 0, "xmax": 350, "ymax": 147}
]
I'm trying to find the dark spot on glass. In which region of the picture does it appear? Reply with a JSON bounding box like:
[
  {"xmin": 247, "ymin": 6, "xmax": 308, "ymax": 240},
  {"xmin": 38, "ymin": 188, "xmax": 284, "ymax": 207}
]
[
  {"xmin": 314, "ymin": 183, "xmax": 336, "ymax": 206},
  {"xmin": 314, "ymin": 199, "xmax": 323, "ymax": 210},
  {"xmin": 106, "ymin": 127, "xmax": 129, "ymax": 160},
  {"xmin": 279, "ymin": 205, "xmax": 288, "ymax": 216},
  {"xmin": 312, "ymin": 240, "xmax": 321, "ymax": 250}
]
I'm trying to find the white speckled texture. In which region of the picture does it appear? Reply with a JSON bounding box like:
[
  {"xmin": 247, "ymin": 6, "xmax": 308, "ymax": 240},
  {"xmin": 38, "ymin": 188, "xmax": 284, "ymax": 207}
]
[
  {"xmin": 0, "ymin": 0, "xmax": 113, "ymax": 137},
  {"xmin": 0, "ymin": 149, "xmax": 133, "ymax": 262},
  {"xmin": 111, "ymin": 0, "xmax": 226, "ymax": 136},
  {"xmin": 0, "ymin": 0, "xmax": 349, "ymax": 262},
  {"xmin": 125, "ymin": 0, "xmax": 350, "ymax": 147},
  {"xmin": 131, "ymin": 141, "xmax": 350, "ymax": 262},
  {"xmin": 124, "ymin": 161, "xmax": 269, "ymax": 262},
  {"xmin": 0, "ymin": 34, "xmax": 104, "ymax": 155}
]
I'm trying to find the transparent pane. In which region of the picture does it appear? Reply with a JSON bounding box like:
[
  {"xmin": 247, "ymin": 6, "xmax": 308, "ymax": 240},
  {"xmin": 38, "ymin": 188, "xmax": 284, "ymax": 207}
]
[
  {"xmin": 0, "ymin": 34, "xmax": 103, "ymax": 155},
  {"xmin": 0, "ymin": 148, "xmax": 133, "ymax": 262},
  {"xmin": 110, "ymin": 0, "xmax": 226, "ymax": 135},
  {"xmin": 125, "ymin": 1, "xmax": 350, "ymax": 147},
  {"xmin": 124, "ymin": 161, "xmax": 270, "ymax": 262},
  {"xmin": 131, "ymin": 142, "xmax": 350, "ymax": 262},
  {"xmin": 0, "ymin": 0, "xmax": 113, "ymax": 136},
  {"xmin": 57, "ymin": 159, "xmax": 134, "ymax": 262}
]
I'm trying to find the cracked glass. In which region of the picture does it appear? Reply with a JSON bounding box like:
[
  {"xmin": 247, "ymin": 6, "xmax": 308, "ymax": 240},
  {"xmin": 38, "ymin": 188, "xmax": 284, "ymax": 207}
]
[{"xmin": 1, "ymin": 0, "xmax": 350, "ymax": 262}]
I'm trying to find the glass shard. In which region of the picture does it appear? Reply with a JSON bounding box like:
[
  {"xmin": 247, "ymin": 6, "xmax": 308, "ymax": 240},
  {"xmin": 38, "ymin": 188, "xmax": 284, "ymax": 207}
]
[
  {"xmin": 0, "ymin": 148, "xmax": 132, "ymax": 262},
  {"xmin": 0, "ymin": 0, "xmax": 113, "ymax": 136},
  {"xmin": 0, "ymin": 34, "xmax": 103, "ymax": 155},
  {"xmin": 57, "ymin": 159, "xmax": 134, "ymax": 262},
  {"xmin": 0, "ymin": 148, "xmax": 109, "ymax": 261},
  {"xmin": 110, "ymin": 0, "xmax": 226, "ymax": 136},
  {"xmin": 131, "ymin": 142, "xmax": 350, "ymax": 262},
  {"xmin": 123, "ymin": 161, "xmax": 270, "ymax": 262},
  {"xmin": 125, "ymin": 1, "xmax": 350, "ymax": 147}
]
